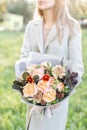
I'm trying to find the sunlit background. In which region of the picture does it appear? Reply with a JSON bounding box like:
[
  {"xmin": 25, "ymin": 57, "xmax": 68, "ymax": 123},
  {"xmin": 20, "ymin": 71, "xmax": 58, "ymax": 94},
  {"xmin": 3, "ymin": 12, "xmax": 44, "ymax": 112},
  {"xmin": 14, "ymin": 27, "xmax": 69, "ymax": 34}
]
[
  {"xmin": 0, "ymin": 0, "xmax": 87, "ymax": 31},
  {"xmin": 0, "ymin": 0, "xmax": 87, "ymax": 130}
]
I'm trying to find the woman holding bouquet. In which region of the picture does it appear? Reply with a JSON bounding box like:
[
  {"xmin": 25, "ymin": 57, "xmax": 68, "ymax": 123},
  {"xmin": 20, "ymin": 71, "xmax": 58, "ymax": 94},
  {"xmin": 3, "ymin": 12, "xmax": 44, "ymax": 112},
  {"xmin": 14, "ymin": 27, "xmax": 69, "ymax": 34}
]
[{"xmin": 20, "ymin": 0, "xmax": 84, "ymax": 130}]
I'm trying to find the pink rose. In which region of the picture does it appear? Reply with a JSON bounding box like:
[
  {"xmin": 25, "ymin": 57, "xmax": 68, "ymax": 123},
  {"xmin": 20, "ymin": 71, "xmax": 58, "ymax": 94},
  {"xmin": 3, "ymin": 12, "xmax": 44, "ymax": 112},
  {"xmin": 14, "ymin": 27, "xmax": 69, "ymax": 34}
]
[
  {"xmin": 32, "ymin": 68, "xmax": 45, "ymax": 78},
  {"xmin": 48, "ymin": 77, "xmax": 56, "ymax": 86},
  {"xmin": 57, "ymin": 82, "xmax": 64, "ymax": 91},
  {"xmin": 27, "ymin": 64, "xmax": 37, "ymax": 74},
  {"xmin": 37, "ymin": 80, "xmax": 50, "ymax": 93}
]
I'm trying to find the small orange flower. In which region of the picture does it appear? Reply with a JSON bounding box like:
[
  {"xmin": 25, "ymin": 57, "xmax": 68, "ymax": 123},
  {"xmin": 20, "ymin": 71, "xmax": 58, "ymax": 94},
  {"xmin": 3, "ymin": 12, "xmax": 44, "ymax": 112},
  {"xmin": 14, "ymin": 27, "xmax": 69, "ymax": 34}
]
[
  {"xmin": 43, "ymin": 88, "xmax": 56, "ymax": 103},
  {"xmin": 42, "ymin": 74, "xmax": 50, "ymax": 81},
  {"xmin": 26, "ymin": 76, "xmax": 34, "ymax": 83}
]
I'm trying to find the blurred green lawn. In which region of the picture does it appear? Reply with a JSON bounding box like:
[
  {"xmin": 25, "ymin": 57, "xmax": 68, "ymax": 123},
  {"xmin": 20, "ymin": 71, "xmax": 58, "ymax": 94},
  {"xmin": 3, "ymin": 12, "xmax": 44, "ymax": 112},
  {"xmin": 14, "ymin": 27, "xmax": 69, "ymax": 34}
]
[{"xmin": 0, "ymin": 30, "xmax": 87, "ymax": 130}]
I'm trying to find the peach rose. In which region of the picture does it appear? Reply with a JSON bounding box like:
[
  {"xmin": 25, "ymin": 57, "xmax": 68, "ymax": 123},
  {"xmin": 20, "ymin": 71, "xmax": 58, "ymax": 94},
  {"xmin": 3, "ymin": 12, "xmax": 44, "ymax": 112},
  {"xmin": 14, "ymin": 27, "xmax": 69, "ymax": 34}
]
[
  {"xmin": 37, "ymin": 80, "xmax": 49, "ymax": 93},
  {"xmin": 23, "ymin": 83, "xmax": 38, "ymax": 97},
  {"xmin": 57, "ymin": 82, "xmax": 64, "ymax": 91},
  {"xmin": 43, "ymin": 88, "xmax": 56, "ymax": 103}
]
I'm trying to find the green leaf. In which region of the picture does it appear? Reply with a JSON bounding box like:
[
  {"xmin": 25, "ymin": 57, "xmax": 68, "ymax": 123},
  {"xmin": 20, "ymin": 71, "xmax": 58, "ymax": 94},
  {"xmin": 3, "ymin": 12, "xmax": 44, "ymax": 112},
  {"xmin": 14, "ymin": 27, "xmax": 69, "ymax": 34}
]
[
  {"xmin": 12, "ymin": 84, "xmax": 23, "ymax": 95},
  {"xmin": 33, "ymin": 75, "xmax": 39, "ymax": 83},
  {"xmin": 22, "ymin": 72, "xmax": 30, "ymax": 80},
  {"xmin": 51, "ymin": 99, "xmax": 59, "ymax": 104},
  {"xmin": 20, "ymin": 80, "xmax": 27, "ymax": 86},
  {"xmin": 13, "ymin": 80, "xmax": 19, "ymax": 85}
]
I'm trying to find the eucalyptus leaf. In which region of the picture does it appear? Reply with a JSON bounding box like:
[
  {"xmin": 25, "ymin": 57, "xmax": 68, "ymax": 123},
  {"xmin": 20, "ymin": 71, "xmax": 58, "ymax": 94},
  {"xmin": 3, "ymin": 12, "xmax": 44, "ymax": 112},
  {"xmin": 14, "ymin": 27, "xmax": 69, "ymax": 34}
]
[
  {"xmin": 13, "ymin": 80, "xmax": 20, "ymax": 85},
  {"xmin": 20, "ymin": 80, "xmax": 27, "ymax": 86},
  {"xmin": 22, "ymin": 72, "xmax": 30, "ymax": 80},
  {"xmin": 12, "ymin": 84, "xmax": 20, "ymax": 90},
  {"xmin": 12, "ymin": 84, "xmax": 23, "ymax": 95},
  {"xmin": 33, "ymin": 75, "xmax": 39, "ymax": 83},
  {"xmin": 44, "ymin": 69, "xmax": 47, "ymax": 74}
]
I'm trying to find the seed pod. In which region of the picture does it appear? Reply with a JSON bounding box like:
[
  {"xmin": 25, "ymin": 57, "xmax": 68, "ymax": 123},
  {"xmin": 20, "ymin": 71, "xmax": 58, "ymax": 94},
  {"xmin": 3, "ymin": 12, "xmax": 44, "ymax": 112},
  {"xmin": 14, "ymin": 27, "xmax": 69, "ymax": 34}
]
[{"xmin": 56, "ymin": 92, "xmax": 64, "ymax": 99}]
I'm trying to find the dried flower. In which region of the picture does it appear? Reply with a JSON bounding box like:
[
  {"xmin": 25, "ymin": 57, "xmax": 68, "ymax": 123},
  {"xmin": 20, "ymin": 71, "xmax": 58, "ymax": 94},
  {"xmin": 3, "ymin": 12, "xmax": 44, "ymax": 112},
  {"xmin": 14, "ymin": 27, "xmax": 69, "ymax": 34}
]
[{"xmin": 56, "ymin": 92, "xmax": 64, "ymax": 99}]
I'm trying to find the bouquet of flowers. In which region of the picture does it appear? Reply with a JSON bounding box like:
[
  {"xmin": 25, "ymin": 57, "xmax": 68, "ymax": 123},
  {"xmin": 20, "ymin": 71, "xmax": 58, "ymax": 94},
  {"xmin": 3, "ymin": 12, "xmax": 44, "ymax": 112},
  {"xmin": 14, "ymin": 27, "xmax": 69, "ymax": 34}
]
[{"xmin": 12, "ymin": 60, "xmax": 78, "ymax": 107}]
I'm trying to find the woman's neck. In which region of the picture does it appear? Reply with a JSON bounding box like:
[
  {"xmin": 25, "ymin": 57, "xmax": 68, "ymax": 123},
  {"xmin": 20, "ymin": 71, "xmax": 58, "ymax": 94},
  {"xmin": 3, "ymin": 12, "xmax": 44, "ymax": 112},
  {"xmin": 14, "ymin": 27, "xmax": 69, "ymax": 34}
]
[{"xmin": 43, "ymin": 8, "xmax": 55, "ymax": 28}]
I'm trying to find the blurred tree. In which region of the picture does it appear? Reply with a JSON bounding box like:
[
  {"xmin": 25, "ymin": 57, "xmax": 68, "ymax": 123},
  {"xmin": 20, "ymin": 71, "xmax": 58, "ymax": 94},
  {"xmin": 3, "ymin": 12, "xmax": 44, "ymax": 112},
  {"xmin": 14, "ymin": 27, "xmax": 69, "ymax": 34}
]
[
  {"xmin": 0, "ymin": 2, "xmax": 7, "ymax": 13},
  {"xmin": 1, "ymin": 0, "xmax": 87, "ymax": 24},
  {"xmin": 7, "ymin": 0, "xmax": 35, "ymax": 24},
  {"xmin": 69, "ymin": 0, "xmax": 87, "ymax": 18},
  {"xmin": 0, "ymin": 1, "xmax": 8, "ymax": 22}
]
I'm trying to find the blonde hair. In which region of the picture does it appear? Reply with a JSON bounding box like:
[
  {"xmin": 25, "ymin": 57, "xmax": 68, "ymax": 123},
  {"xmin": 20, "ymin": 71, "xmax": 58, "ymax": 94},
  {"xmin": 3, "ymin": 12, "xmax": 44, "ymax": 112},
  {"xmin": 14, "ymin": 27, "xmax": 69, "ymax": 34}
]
[{"xmin": 34, "ymin": 0, "xmax": 80, "ymax": 42}]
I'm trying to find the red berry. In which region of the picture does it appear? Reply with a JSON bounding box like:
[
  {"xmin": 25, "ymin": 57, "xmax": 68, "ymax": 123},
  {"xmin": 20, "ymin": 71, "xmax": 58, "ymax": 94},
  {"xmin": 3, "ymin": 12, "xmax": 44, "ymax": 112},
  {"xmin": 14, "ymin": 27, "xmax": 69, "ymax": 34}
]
[
  {"xmin": 42, "ymin": 74, "xmax": 50, "ymax": 81},
  {"xmin": 26, "ymin": 76, "xmax": 34, "ymax": 83}
]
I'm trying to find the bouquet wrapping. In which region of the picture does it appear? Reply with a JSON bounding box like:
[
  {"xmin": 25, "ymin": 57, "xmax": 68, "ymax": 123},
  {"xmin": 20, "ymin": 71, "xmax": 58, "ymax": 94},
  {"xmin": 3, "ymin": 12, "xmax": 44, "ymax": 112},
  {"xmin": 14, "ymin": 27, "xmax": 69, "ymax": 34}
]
[{"xmin": 12, "ymin": 52, "xmax": 78, "ymax": 118}]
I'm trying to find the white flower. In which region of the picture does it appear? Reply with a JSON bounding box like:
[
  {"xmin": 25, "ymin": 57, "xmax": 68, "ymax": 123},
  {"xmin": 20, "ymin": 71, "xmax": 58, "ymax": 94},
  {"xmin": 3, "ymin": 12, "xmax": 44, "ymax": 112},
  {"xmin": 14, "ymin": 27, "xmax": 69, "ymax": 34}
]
[
  {"xmin": 41, "ymin": 61, "xmax": 51, "ymax": 68},
  {"xmin": 52, "ymin": 65, "xmax": 65, "ymax": 78}
]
